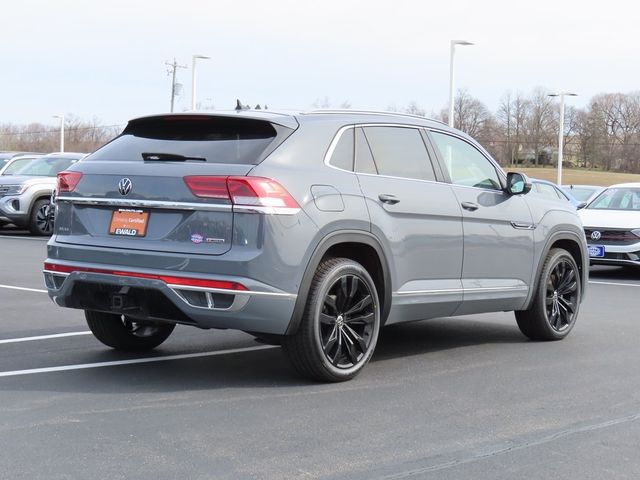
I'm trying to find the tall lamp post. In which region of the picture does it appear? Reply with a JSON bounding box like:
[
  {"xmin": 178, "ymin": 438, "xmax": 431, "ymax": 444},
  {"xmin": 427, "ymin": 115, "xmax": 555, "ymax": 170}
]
[
  {"xmin": 448, "ymin": 40, "xmax": 474, "ymax": 127},
  {"xmin": 52, "ymin": 114, "xmax": 64, "ymax": 152},
  {"xmin": 191, "ymin": 54, "xmax": 211, "ymax": 110},
  {"xmin": 548, "ymin": 92, "xmax": 577, "ymax": 186}
]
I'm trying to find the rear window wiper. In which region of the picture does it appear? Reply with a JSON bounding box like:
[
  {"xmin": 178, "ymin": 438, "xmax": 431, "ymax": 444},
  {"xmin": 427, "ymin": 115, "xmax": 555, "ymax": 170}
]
[{"xmin": 141, "ymin": 152, "xmax": 207, "ymax": 162}]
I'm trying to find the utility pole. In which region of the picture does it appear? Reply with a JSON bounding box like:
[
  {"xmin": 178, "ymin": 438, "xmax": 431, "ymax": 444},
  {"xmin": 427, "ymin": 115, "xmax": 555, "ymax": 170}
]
[{"xmin": 165, "ymin": 58, "xmax": 187, "ymax": 112}]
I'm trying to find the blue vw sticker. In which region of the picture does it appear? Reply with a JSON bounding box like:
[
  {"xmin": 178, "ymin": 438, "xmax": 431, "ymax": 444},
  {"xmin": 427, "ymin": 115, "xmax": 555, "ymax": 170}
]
[{"xmin": 588, "ymin": 245, "xmax": 605, "ymax": 258}]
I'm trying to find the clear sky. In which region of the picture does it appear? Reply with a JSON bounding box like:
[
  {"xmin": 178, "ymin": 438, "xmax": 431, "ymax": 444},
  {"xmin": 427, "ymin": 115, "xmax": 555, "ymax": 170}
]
[{"xmin": 3, "ymin": 0, "xmax": 639, "ymax": 127}]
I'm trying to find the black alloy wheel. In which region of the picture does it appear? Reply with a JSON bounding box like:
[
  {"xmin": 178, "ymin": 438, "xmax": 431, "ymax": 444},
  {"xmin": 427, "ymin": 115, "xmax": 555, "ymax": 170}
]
[
  {"xmin": 545, "ymin": 258, "xmax": 579, "ymax": 332},
  {"xmin": 29, "ymin": 199, "xmax": 53, "ymax": 235},
  {"xmin": 282, "ymin": 257, "xmax": 381, "ymax": 382},
  {"xmin": 320, "ymin": 274, "xmax": 376, "ymax": 368},
  {"xmin": 516, "ymin": 248, "xmax": 581, "ymax": 341}
]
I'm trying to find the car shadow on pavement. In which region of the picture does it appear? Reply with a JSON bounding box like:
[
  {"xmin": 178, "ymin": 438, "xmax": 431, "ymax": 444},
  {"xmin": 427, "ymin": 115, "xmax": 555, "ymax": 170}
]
[
  {"xmin": 1, "ymin": 316, "xmax": 526, "ymax": 395},
  {"xmin": 374, "ymin": 316, "xmax": 525, "ymax": 362}
]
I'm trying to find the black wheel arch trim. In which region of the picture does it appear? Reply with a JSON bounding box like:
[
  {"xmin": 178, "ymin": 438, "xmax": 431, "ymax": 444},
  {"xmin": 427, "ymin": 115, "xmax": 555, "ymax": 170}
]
[
  {"xmin": 285, "ymin": 230, "xmax": 392, "ymax": 335},
  {"xmin": 522, "ymin": 230, "xmax": 588, "ymax": 310}
]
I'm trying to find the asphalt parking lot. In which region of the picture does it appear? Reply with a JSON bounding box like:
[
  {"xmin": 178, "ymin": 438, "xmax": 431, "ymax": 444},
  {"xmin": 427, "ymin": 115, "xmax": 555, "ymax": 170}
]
[{"xmin": 1, "ymin": 228, "xmax": 640, "ymax": 479}]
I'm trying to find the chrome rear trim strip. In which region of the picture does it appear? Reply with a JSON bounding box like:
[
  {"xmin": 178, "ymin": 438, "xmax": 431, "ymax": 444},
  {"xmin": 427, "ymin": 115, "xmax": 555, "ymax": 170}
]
[{"xmin": 56, "ymin": 196, "xmax": 232, "ymax": 212}]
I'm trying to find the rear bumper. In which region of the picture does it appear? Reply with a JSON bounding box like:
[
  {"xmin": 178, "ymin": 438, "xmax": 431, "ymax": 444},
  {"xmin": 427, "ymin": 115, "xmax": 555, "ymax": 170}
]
[{"xmin": 43, "ymin": 260, "xmax": 297, "ymax": 335}]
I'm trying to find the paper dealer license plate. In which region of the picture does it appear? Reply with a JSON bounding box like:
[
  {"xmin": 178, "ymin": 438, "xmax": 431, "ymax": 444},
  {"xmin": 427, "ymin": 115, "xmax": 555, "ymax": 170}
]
[{"xmin": 109, "ymin": 209, "xmax": 149, "ymax": 237}]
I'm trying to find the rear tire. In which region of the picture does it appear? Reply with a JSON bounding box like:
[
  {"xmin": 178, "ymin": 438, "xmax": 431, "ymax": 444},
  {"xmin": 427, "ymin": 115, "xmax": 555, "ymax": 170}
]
[
  {"xmin": 282, "ymin": 257, "xmax": 381, "ymax": 382},
  {"xmin": 85, "ymin": 310, "xmax": 175, "ymax": 351},
  {"xmin": 28, "ymin": 199, "xmax": 53, "ymax": 236},
  {"xmin": 516, "ymin": 248, "xmax": 581, "ymax": 341}
]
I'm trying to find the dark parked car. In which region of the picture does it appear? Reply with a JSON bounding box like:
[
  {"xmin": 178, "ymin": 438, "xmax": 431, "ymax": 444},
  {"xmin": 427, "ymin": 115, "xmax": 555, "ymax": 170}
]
[{"xmin": 44, "ymin": 111, "xmax": 588, "ymax": 381}]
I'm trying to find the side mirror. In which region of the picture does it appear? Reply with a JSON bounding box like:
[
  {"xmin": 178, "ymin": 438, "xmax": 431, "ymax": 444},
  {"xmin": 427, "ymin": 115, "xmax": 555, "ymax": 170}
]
[
  {"xmin": 506, "ymin": 172, "xmax": 532, "ymax": 195},
  {"xmin": 576, "ymin": 201, "xmax": 587, "ymax": 210}
]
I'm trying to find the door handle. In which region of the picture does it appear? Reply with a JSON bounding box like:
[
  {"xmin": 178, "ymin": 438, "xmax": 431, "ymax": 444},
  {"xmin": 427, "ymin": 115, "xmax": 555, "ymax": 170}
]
[
  {"xmin": 378, "ymin": 194, "xmax": 400, "ymax": 205},
  {"xmin": 461, "ymin": 201, "xmax": 479, "ymax": 211}
]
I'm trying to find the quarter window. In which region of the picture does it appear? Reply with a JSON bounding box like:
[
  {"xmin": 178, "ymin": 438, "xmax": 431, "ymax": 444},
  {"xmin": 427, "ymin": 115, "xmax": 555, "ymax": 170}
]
[
  {"xmin": 430, "ymin": 131, "xmax": 502, "ymax": 190},
  {"xmin": 361, "ymin": 127, "xmax": 436, "ymax": 181},
  {"xmin": 329, "ymin": 128, "xmax": 354, "ymax": 171}
]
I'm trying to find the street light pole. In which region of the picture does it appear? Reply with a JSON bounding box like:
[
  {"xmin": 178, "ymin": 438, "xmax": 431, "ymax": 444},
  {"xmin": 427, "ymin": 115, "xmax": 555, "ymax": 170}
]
[
  {"xmin": 448, "ymin": 40, "xmax": 474, "ymax": 128},
  {"xmin": 53, "ymin": 115, "xmax": 64, "ymax": 152},
  {"xmin": 191, "ymin": 54, "xmax": 211, "ymax": 110},
  {"xmin": 549, "ymin": 92, "xmax": 577, "ymax": 186}
]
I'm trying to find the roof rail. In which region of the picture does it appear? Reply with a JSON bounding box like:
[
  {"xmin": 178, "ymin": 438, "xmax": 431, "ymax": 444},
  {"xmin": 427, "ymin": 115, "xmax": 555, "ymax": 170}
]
[{"xmin": 308, "ymin": 109, "xmax": 448, "ymax": 126}]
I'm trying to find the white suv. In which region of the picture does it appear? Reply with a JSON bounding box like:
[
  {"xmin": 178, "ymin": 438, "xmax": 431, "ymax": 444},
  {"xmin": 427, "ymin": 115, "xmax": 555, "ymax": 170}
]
[{"xmin": 0, "ymin": 152, "xmax": 84, "ymax": 235}]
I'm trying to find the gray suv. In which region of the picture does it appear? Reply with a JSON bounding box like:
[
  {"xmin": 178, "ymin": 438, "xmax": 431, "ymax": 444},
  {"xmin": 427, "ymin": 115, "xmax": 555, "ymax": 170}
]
[{"xmin": 44, "ymin": 111, "xmax": 588, "ymax": 381}]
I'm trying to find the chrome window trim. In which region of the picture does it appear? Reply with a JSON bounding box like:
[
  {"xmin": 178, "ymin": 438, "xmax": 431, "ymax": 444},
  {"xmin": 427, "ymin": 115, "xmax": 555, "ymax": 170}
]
[{"xmin": 323, "ymin": 124, "xmax": 446, "ymax": 187}]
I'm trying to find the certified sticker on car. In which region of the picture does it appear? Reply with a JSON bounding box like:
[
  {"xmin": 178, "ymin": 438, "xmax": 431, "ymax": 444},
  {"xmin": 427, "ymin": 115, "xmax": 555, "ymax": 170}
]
[
  {"xmin": 588, "ymin": 245, "xmax": 605, "ymax": 258},
  {"xmin": 109, "ymin": 209, "xmax": 149, "ymax": 237}
]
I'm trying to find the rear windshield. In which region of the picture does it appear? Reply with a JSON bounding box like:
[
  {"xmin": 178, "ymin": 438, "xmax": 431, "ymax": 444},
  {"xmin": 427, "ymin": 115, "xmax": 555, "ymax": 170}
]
[{"xmin": 87, "ymin": 116, "xmax": 280, "ymax": 165}]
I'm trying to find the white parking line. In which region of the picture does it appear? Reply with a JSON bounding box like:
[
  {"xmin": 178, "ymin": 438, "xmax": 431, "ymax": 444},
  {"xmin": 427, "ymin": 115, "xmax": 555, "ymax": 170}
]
[
  {"xmin": 589, "ymin": 281, "xmax": 640, "ymax": 288},
  {"xmin": 0, "ymin": 344, "xmax": 276, "ymax": 378},
  {"xmin": 0, "ymin": 331, "xmax": 92, "ymax": 345},
  {"xmin": 0, "ymin": 284, "xmax": 47, "ymax": 293}
]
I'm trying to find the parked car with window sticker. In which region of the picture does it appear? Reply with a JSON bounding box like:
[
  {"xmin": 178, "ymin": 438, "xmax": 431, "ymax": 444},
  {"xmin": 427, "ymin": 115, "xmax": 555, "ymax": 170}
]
[{"xmin": 44, "ymin": 111, "xmax": 588, "ymax": 382}]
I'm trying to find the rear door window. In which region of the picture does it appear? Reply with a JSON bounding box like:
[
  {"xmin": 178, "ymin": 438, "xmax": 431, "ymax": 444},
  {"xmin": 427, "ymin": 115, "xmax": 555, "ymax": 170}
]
[
  {"xmin": 355, "ymin": 128, "xmax": 378, "ymax": 175},
  {"xmin": 362, "ymin": 126, "xmax": 436, "ymax": 181},
  {"xmin": 87, "ymin": 116, "xmax": 284, "ymax": 165}
]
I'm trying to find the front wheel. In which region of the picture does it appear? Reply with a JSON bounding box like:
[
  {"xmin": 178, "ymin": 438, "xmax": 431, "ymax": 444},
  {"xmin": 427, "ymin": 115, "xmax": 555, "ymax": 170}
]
[
  {"xmin": 85, "ymin": 310, "xmax": 175, "ymax": 351},
  {"xmin": 282, "ymin": 257, "xmax": 381, "ymax": 382},
  {"xmin": 29, "ymin": 199, "xmax": 53, "ymax": 236},
  {"xmin": 516, "ymin": 248, "xmax": 581, "ymax": 341}
]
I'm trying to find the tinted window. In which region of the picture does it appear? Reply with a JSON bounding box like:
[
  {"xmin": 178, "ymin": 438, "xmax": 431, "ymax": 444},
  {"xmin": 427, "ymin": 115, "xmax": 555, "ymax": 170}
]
[
  {"xmin": 329, "ymin": 128, "xmax": 354, "ymax": 171},
  {"xmin": 87, "ymin": 117, "xmax": 280, "ymax": 165},
  {"xmin": 362, "ymin": 127, "xmax": 435, "ymax": 181},
  {"xmin": 355, "ymin": 128, "xmax": 378, "ymax": 174},
  {"xmin": 430, "ymin": 131, "xmax": 502, "ymax": 190}
]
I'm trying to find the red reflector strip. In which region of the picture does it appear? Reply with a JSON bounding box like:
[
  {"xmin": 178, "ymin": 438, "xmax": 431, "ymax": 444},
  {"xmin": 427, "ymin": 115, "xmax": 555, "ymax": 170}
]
[{"xmin": 43, "ymin": 263, "xmax": 248, "ymax": 291}]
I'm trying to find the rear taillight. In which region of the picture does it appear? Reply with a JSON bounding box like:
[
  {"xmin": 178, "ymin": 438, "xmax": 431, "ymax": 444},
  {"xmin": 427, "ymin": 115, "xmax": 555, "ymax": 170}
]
[
  {"xmin": 183, "ymin": 176, "xmax": 230, "ymax": 200},
  {"xmin": 57, "ymin": 171, "xmax": 83, "ymax": 193},
  {"xmin": 227, "ymin": 177, "xmax": 299, "ymax": 208},
  {"xmin": 183, "ymin": 176, "xmax": 299, "ymax": 212}
]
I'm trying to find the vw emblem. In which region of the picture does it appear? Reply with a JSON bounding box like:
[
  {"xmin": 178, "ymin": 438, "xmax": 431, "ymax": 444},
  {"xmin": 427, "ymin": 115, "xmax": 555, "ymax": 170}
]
[
  {"xmin": 591, "ymin": 230, "xmax": 602, "ymax": 241},
  {"xmin": 118, "ymin": 178, "xmax": 132, "ymax": 196}
]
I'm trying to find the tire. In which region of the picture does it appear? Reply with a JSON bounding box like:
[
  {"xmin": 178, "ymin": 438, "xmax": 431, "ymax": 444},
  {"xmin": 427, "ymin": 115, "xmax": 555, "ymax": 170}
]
[
  {"xmin": 282, "ymin": 257, "xmax": 381, "ymax": 382},
  {"xmin": 28, "ymin": 199, "xmax": 53, "ymax": 236},
  {"xmin": 516, "ymin": 248, "xmax": 581, "ymax": 341},
  {"xmin": 85, "ymin": 310, "xmax": 176, "ymax": 351}
]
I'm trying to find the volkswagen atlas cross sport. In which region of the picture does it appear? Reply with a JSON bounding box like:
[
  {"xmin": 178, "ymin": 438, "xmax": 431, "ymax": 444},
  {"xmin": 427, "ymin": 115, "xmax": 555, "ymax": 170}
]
[{"xmin": 43, "ymin": 111, "xmax": 588, "ymax": 382}]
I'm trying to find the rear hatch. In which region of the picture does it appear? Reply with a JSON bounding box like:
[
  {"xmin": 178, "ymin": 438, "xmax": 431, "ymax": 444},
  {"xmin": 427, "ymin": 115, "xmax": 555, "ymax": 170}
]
[{"xmin": 54, "ymin": 114, "xmax": 296, "ymax": 255}]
